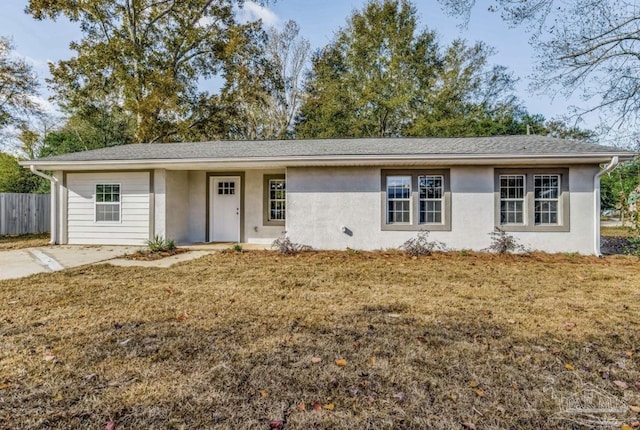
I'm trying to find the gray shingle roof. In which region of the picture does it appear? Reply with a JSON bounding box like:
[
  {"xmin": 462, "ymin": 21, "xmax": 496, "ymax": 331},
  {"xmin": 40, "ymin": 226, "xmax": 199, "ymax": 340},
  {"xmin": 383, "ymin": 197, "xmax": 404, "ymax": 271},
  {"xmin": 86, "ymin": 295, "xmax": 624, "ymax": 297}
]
[{"xmin": 32, "ymin": 135, "xmax": 633, "ymax": 163}]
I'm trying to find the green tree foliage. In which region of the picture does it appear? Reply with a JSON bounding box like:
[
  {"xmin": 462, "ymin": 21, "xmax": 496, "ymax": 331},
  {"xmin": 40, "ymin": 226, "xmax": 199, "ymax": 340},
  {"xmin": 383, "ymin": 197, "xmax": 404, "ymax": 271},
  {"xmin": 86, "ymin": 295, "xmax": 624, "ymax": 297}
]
[
  {"xmin": 27, "ymin": 0, "xmax": 264, "ymax": 144},
  {"xmin": 601, "ymin": 157, "xmax": 640, "ymax": 211},
  {"xmin": 296, "ymin": 0, "xmax": 528, "ymax": 138},
  {"xmin": 0, "ymin": 37, "xmax": 40, "ymax": 135},
  {"xmin": 0, "ymin": 152, "xmax": 47, "ymax": 193}
]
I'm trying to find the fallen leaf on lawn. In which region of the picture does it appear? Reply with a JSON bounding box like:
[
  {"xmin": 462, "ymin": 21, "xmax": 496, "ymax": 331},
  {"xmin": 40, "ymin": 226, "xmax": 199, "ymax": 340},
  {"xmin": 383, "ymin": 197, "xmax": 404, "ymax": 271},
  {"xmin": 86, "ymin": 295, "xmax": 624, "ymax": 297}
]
[
  {"xmin": 53, "ymin": 393, "xmax": 63, "ymax": 401},
  {"xmin": 323, "ymin": 403, "xmax": 335, "ymax": 411},
  {"xmin": 448, "ymin": 394, "xmax": 457, "ymax": 401},
  {"xmin": 507, "ymin": 319, "xmax": 516, "ymax": 324},
  {"xmin": 269, "ymin": 420, "xmax": 283, "ymax": 429},
  {"xmin": 621, "ymin": 425, "xmax": 633, "ymax": 430},
  {"xmin": 393, "ymin": 392, "xmax": 406, "ymax": 401},
  {"xmin": 627, "ymin": 351, "xmax": 634, "ymax": 358},
  {"xmin": 630, "ymin": 421, "xmax": 640, "ymax": 428},
  {"xmin": 0, "ymin": 383, "xmax": 10, "ymax": 390},
  {"xmin": 312, "ymin": 402, "xmax": 322, "ymax": 412},
  {"xmin": 614, "ymin": 381, "xmax": 628, "ymax": 389},
  {"xmin": 215, "ymin": 339, "xmax": 223, "ymax": 345},
  {"xmin": 462, "ymin": 421, "xmax": 477, "ymax": 430},
  {"xmin": 43, "ymin": 353, "xmax": 56, "ymax": 362},
  {"xmin": 629, "ymin": 405, "xmax": 640, "ymax": 413},
  {"xmin": 297, "ymin": 402, "xmax": 306, "ymax": 411},
  {"xmin": 335, "ymin": 358, "xmax": 347, "ymax": 367},
  {"xmin": 259, "ymin": 390, "xmax": 268, "ymax": 398},
  {"xmin": 310, "ymin": 357, "xmax": 322, "ymax": 364},
  {"xmin": 475, "ymin": 389, "xmax": 485, "ymax": 397},
  {"xmin": 105, "ymin": 421, "xmax": 116, "ymax": 430},
  {"xmin": 176, "ymin": 312, "xmax": 189, "ymax": 322},
  {"xmin": 370, "ymin": 357, "xmax": 376, "ymax": 365},
  {"xmin": 469, "ymin": 380, "xmax": 479, "ymax": 388},
  {"xmin": 565, "ymin": 363, "xmax": 575, "ymax": 371},
  {"xmin": 565, "ymin": 322, "xmax": 575, "ymax": 331},
  {"xmin": 353, "ymin": 341, "xmax": 361, "ymax": 349}
]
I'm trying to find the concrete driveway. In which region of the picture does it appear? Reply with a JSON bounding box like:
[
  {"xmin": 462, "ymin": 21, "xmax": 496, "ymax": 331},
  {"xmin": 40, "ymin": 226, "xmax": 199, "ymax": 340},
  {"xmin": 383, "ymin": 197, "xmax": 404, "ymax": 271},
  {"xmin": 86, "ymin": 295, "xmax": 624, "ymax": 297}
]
[{"xmin": 0, "ymin": 245, "xmax": 142, "ymax": 281}]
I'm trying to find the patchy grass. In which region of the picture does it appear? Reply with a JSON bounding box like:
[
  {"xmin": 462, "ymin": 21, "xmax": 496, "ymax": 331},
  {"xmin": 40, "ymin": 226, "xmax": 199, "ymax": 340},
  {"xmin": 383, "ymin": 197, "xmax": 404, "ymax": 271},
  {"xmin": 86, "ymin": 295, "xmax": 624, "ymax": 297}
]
[
  {"xmin": 1, "ymin": 251, "xmax": 639, "ymax": 429},
  {"xmin": 0, "ymin": 233, "xmax": 49, "ymax": 250},
  {"xmin": 601, "ymin": 227, "xmax": 635, "ymax": 238}
]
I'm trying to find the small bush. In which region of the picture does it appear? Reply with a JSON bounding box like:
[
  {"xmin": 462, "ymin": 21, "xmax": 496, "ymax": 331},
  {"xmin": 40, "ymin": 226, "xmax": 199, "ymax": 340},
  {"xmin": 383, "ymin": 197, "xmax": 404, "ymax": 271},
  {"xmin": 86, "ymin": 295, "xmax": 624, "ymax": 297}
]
[
  {"xmin": 272, "ymin": 234, "xmax": 312, "ymax": 255},
  {"xmin": 484, "ymin": 227, "xmax": 528, "ymax": 254},
  {"xmin": 146, "ymin": 235, "xmax": 176, "ymax": 252},
  {"xmin": 400, "ymin": 230, "xmax": 446, "ymax": 256},
  {"xmin": 232, "ymin": 243, "xmax": 243, "ymax": 252}
]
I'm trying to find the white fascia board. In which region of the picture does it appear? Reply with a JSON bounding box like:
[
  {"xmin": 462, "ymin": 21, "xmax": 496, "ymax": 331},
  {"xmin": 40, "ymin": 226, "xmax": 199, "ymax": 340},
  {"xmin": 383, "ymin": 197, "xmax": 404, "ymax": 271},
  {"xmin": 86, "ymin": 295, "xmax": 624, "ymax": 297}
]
[{"xmin": 22, "ymin": 152, "xmax": 635, "ymax": 171}]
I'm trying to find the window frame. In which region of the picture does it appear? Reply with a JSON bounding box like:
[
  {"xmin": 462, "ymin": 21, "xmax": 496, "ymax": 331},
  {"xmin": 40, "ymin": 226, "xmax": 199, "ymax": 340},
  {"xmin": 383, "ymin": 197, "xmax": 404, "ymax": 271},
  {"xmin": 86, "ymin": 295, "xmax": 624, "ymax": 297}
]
[
  {"xmin": 381, "ymin": 169, "xmax": 451, "ymax": 231},
  {"xmin": 494, "ymin": 168, "xmax": 570, "ymax": 232},
  {"xmin": 94, "ymin": 183, "xmax": 122, "ymax": 224},
  {"xmin": 263, "ymin": 174, "xmax": 286, "ymax": 227}
]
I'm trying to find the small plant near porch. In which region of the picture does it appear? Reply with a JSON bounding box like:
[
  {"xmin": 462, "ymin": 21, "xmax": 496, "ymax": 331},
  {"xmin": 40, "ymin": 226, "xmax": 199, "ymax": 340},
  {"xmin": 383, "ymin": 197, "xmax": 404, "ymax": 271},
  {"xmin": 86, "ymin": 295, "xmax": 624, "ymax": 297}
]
[
  {"xmin": 272, "ymin": 234, "xmax": 312, "ymax": 255},
  {"xmin": 400, "ymin": 230, "xmax": 447, "ymax": 256},
  {"xmin": 124, "ymin": 235, "xmax": 186, "ymax": 261},
  {"xmin": 484, "ymin": 227, "xmax": 529, "ymax": 254}
]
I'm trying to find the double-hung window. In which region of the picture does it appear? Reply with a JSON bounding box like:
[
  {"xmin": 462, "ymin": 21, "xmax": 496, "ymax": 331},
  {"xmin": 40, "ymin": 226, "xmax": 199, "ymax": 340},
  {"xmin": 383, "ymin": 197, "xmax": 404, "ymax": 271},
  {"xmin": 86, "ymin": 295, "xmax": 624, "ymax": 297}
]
[
  {"xmin": 95, "ymin": 184, "xmax": 121, "ymax": 222},
  {"xmin": 263, "ymin": 174, "xmax": 286, "ymax": 226},
  {"xmin": 495, "ymin": 169, "xmax": 569, "ymax": 231},
  {"xmin": 381, "ymin": 170, "xmax": 451, "ymax": 231}
]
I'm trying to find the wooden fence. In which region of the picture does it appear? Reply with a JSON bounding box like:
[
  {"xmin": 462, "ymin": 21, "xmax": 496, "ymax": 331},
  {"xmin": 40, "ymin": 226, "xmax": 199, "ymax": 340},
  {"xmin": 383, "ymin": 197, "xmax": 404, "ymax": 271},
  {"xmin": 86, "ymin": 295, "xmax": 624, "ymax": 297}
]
[{"xmin": 0, "ymin": 193, "xmax": 50, "ymax": 236}]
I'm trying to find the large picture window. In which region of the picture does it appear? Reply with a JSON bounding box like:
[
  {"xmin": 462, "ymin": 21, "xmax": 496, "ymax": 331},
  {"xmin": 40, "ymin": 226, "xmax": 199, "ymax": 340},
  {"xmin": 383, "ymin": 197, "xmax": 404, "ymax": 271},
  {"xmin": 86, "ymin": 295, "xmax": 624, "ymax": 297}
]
[
  {"xmin": 263, "ymin": 174, "xmax": 286, "ymax": 226},
  {"xmin": 494, "ymin": 169, "xmax": 569, "ymax": 232},
  {"xmin": 381, "ymin": 170, "xmax": 451, "ymax": 231},
  {"xmin": 95, "ymin": 184, "xmax": 121, "ymax": 222}
]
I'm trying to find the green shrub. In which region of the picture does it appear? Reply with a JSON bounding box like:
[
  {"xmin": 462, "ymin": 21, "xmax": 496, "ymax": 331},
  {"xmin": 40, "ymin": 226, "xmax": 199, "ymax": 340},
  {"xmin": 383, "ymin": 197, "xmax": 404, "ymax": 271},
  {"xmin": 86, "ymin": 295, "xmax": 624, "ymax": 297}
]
[{"xmin": 146, "ymin": 235, "xmax": 176, "ymax": 252}]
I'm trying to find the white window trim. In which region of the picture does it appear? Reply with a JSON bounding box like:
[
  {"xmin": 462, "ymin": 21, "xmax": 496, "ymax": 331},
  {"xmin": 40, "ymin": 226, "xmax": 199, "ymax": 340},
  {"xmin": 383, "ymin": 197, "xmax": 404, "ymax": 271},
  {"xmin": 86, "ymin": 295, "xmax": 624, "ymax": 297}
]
[
  {"xmin": 268, "ymin": 178, "xmax": 286, "ymax": 222},
  {"xmin": 533, "ymin": 174, "xmax": 561, "ymax": 226},
  {"xmin": 94, "ymin": 183, "xmax": 122, "ymax": 224},
  {"xmin": 418, "ymin": 175, "xmax": 445, "ymax": 225},
  {"xmin": 386, "ymin": 175, "xmax": 412, "ymax": 224}
]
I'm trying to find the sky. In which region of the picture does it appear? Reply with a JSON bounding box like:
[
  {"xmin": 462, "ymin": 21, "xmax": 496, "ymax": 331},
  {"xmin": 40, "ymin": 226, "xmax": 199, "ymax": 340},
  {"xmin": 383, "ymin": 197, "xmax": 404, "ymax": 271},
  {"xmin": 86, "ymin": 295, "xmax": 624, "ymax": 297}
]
[{"xmin": 0, "ymin": 0, "xmax": 596, "ymax": 132}]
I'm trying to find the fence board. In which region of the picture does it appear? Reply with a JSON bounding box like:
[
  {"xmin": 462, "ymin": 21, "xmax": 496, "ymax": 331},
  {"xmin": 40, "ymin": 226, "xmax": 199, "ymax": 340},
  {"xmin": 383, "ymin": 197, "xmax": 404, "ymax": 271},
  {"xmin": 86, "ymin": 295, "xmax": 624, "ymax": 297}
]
[{"xmin": 0, "ymin": 193, "xmax": 50, "ymax": 235}]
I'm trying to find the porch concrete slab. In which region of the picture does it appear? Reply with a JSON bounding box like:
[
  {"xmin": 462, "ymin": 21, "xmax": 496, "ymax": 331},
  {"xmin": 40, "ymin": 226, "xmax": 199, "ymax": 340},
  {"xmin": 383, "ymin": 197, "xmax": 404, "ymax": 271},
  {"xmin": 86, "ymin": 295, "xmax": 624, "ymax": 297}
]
[
  {"xmin": 185, "ymin": 242, "xmax": 272, "ymax": 251},
  {"xmin": 107, "ymin": 250, "xmax": 213, "ymax": 268}
]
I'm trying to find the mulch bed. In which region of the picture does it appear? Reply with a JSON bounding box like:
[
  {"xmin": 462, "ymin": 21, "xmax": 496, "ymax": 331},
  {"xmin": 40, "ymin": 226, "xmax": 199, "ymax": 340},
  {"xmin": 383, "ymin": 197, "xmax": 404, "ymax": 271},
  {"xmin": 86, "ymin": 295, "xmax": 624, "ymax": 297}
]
[
  {"xmin": 123, "ymin": 248, "xmax": 188, "ymax": 261},
  {"xmin": 601, "ymin": 236, "xmax": 635, "ymax": 255}
]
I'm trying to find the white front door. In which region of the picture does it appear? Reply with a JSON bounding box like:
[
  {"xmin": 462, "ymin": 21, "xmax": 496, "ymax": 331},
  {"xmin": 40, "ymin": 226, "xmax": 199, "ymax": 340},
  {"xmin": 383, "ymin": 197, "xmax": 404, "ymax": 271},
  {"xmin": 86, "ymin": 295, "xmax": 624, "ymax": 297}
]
[{"xmin": 210, "ymin": 176, "xmax": 241, "ymax": 242}]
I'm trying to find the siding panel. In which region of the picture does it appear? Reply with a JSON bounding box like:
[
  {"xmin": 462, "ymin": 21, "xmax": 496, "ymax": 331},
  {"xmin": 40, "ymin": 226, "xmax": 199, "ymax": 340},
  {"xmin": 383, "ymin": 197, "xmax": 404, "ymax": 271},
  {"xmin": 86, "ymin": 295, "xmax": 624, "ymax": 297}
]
[{"xmin": 66, "ymin": 172, "xmax": 150, "ymax": 245}]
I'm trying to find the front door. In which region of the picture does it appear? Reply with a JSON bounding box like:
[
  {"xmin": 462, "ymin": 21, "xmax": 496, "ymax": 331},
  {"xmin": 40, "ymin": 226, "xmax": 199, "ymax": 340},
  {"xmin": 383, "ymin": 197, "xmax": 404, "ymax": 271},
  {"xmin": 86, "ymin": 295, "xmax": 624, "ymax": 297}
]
[{"xmin": 209, "ymin": 176, "xmax": 240, "ymax": 242}]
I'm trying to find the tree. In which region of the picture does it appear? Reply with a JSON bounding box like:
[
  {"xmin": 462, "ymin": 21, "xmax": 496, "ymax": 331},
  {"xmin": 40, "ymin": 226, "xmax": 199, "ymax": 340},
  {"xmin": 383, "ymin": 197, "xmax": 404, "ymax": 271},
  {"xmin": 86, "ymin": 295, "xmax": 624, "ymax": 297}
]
[
  {"xmin": 0, "ymin": 152, "xmax": 47, "ymax": 193},
  {"xmin": 0, "ymin": 37, "xmax": 40, "ymax": 138},
  {"xmin": 27, "ymin": 0, "xmax": 265, "ymax": 143},
  {"xmin": 295, "ymin": 0, "xmax": 523, "ymax": 139},
  {"xmin": 224, "ymin": 20, "xmax": 310, "ymax": 140},
  {"xmin": 438, "ymin": 0, "xmax": 640, "ymax": 133}
]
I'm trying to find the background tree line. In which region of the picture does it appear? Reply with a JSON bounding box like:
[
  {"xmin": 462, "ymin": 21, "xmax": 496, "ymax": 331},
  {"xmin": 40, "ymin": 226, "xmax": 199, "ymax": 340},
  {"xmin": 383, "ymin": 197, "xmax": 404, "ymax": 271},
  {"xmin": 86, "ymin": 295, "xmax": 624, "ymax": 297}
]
[{"xmin": 0, "ymin": 0, "xmax": 636, "ymax": 203}]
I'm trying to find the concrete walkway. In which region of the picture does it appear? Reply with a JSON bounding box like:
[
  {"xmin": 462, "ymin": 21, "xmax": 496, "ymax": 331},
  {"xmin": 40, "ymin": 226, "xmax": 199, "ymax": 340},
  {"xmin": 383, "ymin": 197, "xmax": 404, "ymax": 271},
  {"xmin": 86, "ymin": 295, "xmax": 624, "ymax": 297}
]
[{"xmin": 0, "ymin": 245, "xmax": 220, "ymax": 281}]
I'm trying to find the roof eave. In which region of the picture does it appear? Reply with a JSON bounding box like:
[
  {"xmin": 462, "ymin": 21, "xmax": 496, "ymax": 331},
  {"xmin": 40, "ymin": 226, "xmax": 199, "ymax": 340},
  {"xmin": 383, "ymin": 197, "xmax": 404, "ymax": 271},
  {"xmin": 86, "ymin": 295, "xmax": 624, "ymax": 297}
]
[{"xmin": 22, "ymin": 152, "xmax": 636, "ymax": 171}]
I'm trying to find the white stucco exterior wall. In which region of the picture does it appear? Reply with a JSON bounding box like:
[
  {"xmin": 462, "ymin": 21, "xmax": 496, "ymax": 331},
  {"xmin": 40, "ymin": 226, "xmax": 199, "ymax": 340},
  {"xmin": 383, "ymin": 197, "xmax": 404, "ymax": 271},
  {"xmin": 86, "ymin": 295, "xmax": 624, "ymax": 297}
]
[
  {"xmin": 286, "ymin": 165, "xmax": 598, "ymax": 254},
  {"xmin": 244, "ymin": 169, "xmax": 286, "ymax": 244},
  {"xmin": 165, "ymin": 170, "xmax": 190, "ymax": 244}
]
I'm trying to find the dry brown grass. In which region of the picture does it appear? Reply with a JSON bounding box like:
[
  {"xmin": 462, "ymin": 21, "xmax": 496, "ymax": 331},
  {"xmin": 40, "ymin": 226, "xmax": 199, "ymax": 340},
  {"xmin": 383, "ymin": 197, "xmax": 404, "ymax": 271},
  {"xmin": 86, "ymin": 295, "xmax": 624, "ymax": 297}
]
[
  {"xmin": 0, "ymin": 233, "xmax": 49, "ymax": 250},
  {"xmin": 601, "ymin": 227, "xmax": 635, "ymax": 238},
  {"xmin": 1, "ymin": 251, "xmax": 639, "ymax": 429}
]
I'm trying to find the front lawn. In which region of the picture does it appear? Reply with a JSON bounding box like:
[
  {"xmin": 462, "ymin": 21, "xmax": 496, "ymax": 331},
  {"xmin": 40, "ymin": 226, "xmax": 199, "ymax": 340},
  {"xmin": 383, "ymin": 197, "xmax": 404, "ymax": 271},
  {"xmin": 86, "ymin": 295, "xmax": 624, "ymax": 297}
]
[
  {"xmin": 1, "ymin": 251, "xmax": 639, "ymax": 429},
  {"xmin": 0, "ymin": 233, "xmax": 49, "ymax": 250}
]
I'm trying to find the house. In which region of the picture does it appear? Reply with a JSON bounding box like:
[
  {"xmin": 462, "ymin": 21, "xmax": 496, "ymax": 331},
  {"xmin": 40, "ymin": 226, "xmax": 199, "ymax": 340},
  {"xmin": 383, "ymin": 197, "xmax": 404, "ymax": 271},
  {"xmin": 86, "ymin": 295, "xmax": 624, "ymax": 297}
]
[{"xmin": 22, "ymin": 135, "xmax": 636, "ymax": 255}]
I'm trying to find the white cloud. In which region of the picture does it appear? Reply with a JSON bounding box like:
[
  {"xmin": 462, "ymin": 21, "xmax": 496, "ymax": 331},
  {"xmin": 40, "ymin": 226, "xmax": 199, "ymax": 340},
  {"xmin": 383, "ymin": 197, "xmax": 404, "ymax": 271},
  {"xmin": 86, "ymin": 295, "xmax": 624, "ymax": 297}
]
[{"xmin": 236, "ymin": 1, "xmax": 281, "ymax": 27}]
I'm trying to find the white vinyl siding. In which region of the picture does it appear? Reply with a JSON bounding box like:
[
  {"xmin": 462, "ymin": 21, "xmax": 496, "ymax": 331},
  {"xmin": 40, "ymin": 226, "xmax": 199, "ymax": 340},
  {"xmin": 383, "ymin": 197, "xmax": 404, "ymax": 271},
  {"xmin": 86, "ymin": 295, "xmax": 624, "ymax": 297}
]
[{"xmin": 67, "ymin": 172, "xmax": 150, "ymax": 245}]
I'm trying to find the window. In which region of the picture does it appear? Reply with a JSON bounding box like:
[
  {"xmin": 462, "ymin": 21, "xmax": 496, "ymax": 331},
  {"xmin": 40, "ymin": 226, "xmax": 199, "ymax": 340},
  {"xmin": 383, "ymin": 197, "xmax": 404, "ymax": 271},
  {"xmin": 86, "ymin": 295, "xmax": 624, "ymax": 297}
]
[
  {"xmin": 263, "ymin": 174, "xmax": 286, "ymax": 226},
  {"xmin": 387, "ymin": 176, "xmax": 411, "ymax": 223},
  {"xmin": 534, "ymin": 175, "xmax": 560, "ymax": 225},
  {"xmin": 419, "ymin": 175, "xmax": 444, "ymax": 224},
  {"xmin": 494, "ymin": 169, "xmax": 569, "ymax": 232},
  {"xmin": 499, "ymin": 175, "xmax": 525, "ymax": 224},
  {"xmin": 217, "ymin": 181, "xmax": 235, "ymax": 195},
  {"xmin": 381, "ymin": 170, "xmax": 451, "ymax": 231},
  {"xmin": 95, "ymin": 184, "xmax": 120, "ymax": 222}
]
